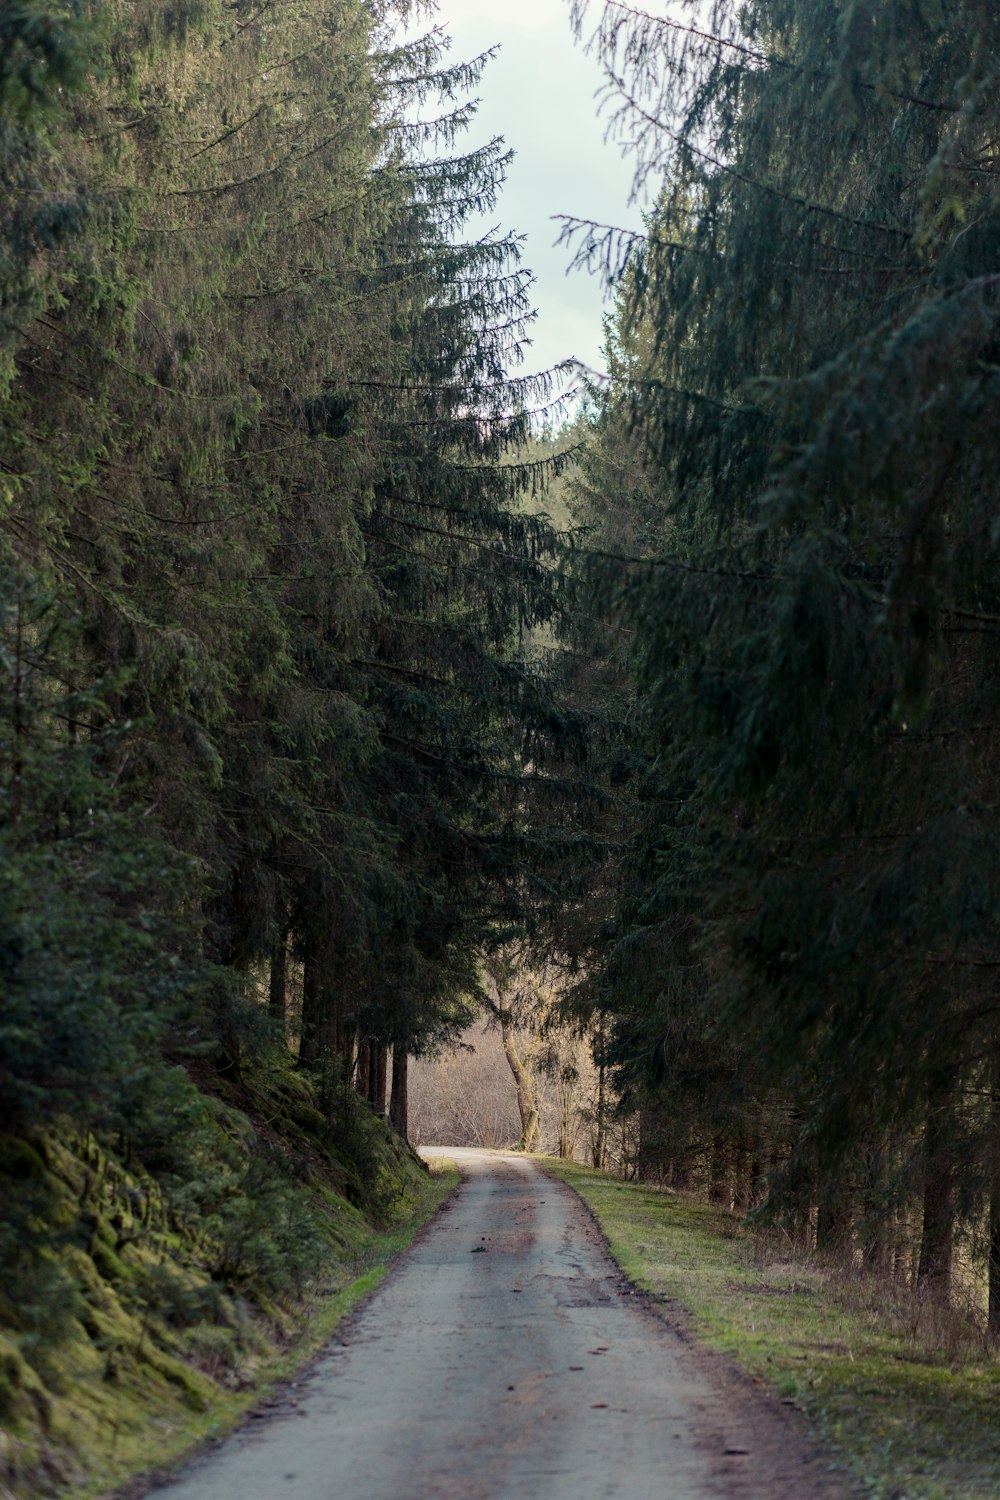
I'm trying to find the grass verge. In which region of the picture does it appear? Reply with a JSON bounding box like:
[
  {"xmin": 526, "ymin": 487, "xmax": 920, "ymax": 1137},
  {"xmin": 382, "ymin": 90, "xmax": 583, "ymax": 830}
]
[{"xmin": 542, "ymin": 1159, "xmax": 1000, "ymax": 1500}]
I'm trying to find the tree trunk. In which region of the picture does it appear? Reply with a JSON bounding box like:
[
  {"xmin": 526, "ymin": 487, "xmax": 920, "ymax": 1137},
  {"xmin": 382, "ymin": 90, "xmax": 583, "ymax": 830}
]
[
  {"xmin": 670, "ymin": 1154, "xmax": 692, "ymax": 1191},
  {"xmin": 557, "ymin": 1080, "xmax": 571, "ymax": 1159},
  {"xmin": 298, "ymin": 943, "xmax": 321, "ymax": 1063},
  {"xmin": 917, "ymin": 1100, "xmax": 955, "ymax": 1301},
  {"xmin": 389, "ymin": 1048, "xmax": 409, "ymax": 1140},
  {"xmin": 593, "ymin": 1061, "xmax": 607, "ymax": 1170},
  {"xmin": 816, "ymin": 1190, "xmax": 853, "ymax": 1253},
  {"xmin": 268, "ymin": 927, "xmax": 288, "ymax": 1033},
  {"xmin": 989, "ymin": 1075, "xmax": 1000, "ymax": 1335},
  {"xmin": 733, "ymin": 1145, "xmax": 752, "ymax": 1214},
  {"xmin": 860, "ymin": 1139, "xmax": 890, "ymax": 1273},
  {"xmin": 373, "ymin": 1044, "xmax": 388, "ymax": 1118},
  {"xmin": 709, "ymin": 1136, "xmax": 730, "ymax": 1206},
  {"xmin": 355, "ymin": 1038, "xmax": 370, "ymax": 1098},
  {"xmin": 500, "ymin": 1016, "xmax": 539, "ymax": 1152},
  {"xmin": 299, "ymin": 940, "xmax": 337, "ymax": 1063},
  {"xmin": 12, "ymin": 595, "xmax": 24, "ymax": 822},
  {"xmin": 748, "ymin": 1149, "xmax": 764, "ymax": 1209},
  {"xmin": 638, "ymin": 1108, "xmax": 666, "ymax": 1184}
]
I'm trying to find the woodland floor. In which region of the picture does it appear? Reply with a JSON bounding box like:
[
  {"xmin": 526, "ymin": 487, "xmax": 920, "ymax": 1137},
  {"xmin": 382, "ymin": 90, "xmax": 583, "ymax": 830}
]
[{"xmin": 133, "ymin": 1148, "xmax": 848, "ymax": 1500}]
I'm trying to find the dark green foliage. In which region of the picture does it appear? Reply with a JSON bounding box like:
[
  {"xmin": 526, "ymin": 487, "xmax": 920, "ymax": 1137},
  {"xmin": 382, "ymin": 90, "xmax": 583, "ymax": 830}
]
[
  {"xmin": 0, "ymin": 0, "xmax": 579, "ymax": 1108},
  {"xmin": 0, "ymin": 1, "xmax": 586, "ymax": 1483},
  {"xmin": 567, "ymin": 0, "xmax": 1000, "ymax": 1298},
  {"xmin": 0, "ymin": 2, "xmax": 90, "ymax": 115},
  {"xmin": 0, "ymin": 561, "xmax": 202, "ymax": 1129}
]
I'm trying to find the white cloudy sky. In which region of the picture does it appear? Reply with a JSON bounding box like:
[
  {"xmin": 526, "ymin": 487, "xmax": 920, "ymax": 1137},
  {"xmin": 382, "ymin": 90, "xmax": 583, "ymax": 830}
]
[{"xmin": 407, "ymin": 0, "xmax": 642, "ymax": 381}]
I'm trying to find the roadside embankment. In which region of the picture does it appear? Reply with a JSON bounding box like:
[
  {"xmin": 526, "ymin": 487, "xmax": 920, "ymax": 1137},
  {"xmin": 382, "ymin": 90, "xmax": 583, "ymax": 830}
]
[
  {"xmin": 0, "ymin": 1064, "xmax": 455, "ymax": 1500},
  {"xmin": 544, "ymin": 1160, "xmax": 1000, "ymax": 1500}
]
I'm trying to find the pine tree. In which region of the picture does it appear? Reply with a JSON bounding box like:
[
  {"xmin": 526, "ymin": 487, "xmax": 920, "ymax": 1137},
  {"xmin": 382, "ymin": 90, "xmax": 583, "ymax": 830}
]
[
  {"xmin": 0, "ymin": 0, "xmax": 588, "ymax": 1149},
  {"xmin": 566, "ymin": 0, "xmax": 1000, "ymax": 1302}
]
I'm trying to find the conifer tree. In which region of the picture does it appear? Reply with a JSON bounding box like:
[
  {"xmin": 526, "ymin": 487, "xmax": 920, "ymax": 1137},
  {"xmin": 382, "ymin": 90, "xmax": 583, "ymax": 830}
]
[
  {"xmin": 0, "ymin": 0, "xmax": 584, "ymax": 1149},
  {"xmin": 567, "ymin": 0, "xmax": 1000, "ymax": 1302}
]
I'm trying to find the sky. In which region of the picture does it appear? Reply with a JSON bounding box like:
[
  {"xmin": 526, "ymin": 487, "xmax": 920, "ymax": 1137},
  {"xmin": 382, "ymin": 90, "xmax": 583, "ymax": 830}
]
[{"xmin": 409, "ymin": 0, "xmax": 642, "ymax": 385}]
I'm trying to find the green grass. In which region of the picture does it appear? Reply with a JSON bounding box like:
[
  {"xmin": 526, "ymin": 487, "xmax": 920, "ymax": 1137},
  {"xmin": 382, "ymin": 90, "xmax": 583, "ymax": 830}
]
[{"xmin": 543, "ymin": 1160, "xmax": 1000, "ymax": 1500}]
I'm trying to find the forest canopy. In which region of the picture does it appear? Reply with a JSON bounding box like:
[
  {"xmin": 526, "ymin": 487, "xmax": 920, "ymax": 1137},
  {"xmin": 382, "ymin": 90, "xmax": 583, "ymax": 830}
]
[
  {"xmin": 561, "ymin": 0, "xmax": 1000, "ymax": 1320},
  {"xmin": 0, "ymin": 0, "xmax": 587, "ymax": 1135}
]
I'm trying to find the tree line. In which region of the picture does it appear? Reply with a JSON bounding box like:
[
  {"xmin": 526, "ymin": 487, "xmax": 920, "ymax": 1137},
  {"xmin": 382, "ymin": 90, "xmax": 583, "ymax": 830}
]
[
  {"xmin": 562, "ymin": 0, "xmax": 1000, "ymax": 1324},
  {"xmin": 0, "ymin": 0, "xmax": 587, "ymax": 1155}
]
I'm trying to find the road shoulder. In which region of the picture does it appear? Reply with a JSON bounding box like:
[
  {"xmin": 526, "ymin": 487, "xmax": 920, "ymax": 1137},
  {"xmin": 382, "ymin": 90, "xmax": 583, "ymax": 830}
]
[{"xmin": 537, "ymin": 1157, "xmax": 853, "ymax": 1500}]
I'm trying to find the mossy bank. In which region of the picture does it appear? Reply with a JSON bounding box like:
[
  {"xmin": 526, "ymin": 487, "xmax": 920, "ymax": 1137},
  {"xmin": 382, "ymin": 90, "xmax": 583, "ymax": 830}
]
[{"xmin": 0, "ymin": 1061, "xmax": 452, "ymax": 1500}]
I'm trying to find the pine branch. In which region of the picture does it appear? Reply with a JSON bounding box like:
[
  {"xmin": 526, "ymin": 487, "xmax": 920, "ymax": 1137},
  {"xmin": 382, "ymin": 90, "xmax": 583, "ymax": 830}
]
[
  {"xmin": 590, "ymin": 0, "xmax": 961, "ymax": 113},
  {"xmin": 604, "ymin": 65, "xmax": 913, "ymax": 240},
  {"xmin": 583, "ymin": 543, "xmax": 770, "ymax": 582}
]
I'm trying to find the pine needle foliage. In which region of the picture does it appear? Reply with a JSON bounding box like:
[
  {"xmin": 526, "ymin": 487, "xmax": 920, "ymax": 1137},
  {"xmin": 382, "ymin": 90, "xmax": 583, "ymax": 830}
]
[
  {"xmin": 570, "ymin": 0, "xmax": 1000, "ymax": 1308},
  {"xmin": 0, "ymin": 0, "xmax": 588, "ymax": 1442}
]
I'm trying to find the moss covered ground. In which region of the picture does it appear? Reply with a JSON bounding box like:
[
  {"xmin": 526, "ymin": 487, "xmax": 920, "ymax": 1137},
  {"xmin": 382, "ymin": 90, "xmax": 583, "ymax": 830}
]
[
  {"xmin": 544, "ymin": 1160, "xmax": 1000, "ymax": 1500},
  {"xmin": 0, "ymin": 1067, "xmax": 455, "ymax": 1500}
]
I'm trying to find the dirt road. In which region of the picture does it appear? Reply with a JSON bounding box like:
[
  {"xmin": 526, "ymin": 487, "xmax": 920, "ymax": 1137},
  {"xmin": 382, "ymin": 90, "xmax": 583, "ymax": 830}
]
[{"xmin": 145, "ymin": 1148, "xmax": 846, "ymax": 1500}]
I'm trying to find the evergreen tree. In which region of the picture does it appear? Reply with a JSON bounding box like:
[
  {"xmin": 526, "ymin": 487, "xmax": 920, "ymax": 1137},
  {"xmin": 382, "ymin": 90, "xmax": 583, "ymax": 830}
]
[
  {"xmin": 0, "ymin": 0, "xmax": 585, "ymax": 1144},
  {"xmin": 567, "ymin": 0, "xmax": 1000, "ymax": 1302}
]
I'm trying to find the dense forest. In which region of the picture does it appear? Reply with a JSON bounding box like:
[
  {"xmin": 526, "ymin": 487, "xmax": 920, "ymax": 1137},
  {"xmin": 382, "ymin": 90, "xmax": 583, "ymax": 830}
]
[
  {"xmin": 2, "ymin": 0, "xmax": 1000, "ymax": 1491},
  {"xmin": 0, "ymin": 0, "xmax": 581, "ymax": 1488},
  {"xmin": 562, "ymin": 0, "xmax": 1000, "ymax": 1331}
]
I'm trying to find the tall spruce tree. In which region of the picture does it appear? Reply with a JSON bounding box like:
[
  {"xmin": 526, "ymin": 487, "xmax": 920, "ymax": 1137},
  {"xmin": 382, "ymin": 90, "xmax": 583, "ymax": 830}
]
[
  {"xmin": 566, "ymin": 0, "xmax": 1000, "ymax": 1304},
  {"xmin": 0, "ymin": 0, "xmax": 584, "ymax": 1147}
]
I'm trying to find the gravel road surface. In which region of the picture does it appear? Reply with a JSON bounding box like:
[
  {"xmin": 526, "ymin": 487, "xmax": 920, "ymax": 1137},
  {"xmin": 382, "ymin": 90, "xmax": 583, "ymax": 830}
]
[{"xmin": 144, "ymin": 1148, "xmax": 846, "ymax": 1500}]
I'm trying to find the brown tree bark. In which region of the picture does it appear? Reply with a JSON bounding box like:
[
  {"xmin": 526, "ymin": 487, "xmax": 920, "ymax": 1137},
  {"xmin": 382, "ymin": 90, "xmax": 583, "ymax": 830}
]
[
  {"xmin": 389, "ymin": 1048, "xmax": 409, "ymax": 1140},
  {"xmin": 592, "ymin": 1061, "xmax": 607, "ymax": 1170},
  {"xmin": 555, "ymin": 1069, "xmax": 577, "ymax": 1159},
  {"xmin": 733, "ymin": 1145, "xmax": 752, "ymax": 1214}
]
